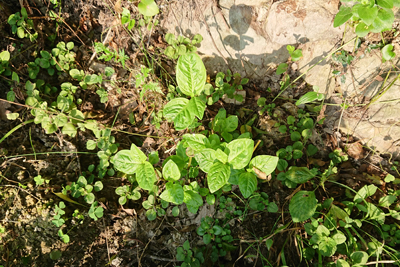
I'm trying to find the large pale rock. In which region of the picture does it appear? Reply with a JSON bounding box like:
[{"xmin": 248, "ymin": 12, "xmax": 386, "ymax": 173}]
[
  {"xmin": 265, "ymin": 0, "xmax": 342, "ymax": 45},
  {"xmin": 160, "ymin": 0, "xmax": 343, "ymax": 81},
  {"xmin": 297, "ymin": 39, "xmax": 337, "ymax": 95},
  {"xmin": 340, "ymin": 51, "xmax": 384, "ymax": 99}
]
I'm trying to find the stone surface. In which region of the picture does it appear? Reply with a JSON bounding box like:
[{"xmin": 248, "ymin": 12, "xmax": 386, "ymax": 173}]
[
  {"xmin": 297, "ymin": 39, "xmax": 338, "ymax": 96},
  {"xmin": 265, "ymin": 0, "xmax": 342, "ymax": 45},
  {"xmin": 160, "ymin": 0, "xmax": 342, "ymax": 82}
]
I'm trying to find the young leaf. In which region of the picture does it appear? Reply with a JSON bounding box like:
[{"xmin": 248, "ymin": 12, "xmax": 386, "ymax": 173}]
[
  {"xmin": 121, "ymin": 8, "xmax": 130, "ymax": 24},
  {"xmin": 183, "ymin": 190, "xmax": 203, "ymax": 211},
  {"xmin": 286, "ymin": 166, "xmax": 316, "ymax": 184},
  {"xmin": 182, "ymin": 134, "xmax": 208, "ymax": 152},
  {"xmin": 377, "ymin": 0, "xmax": 393, "ymax": 8},
  {"xmin": 382, "ymin": 44, "xmax": 396, "ymax": 61},
  {"xmin": 138, "ymin": 0, "xmax": 159, "ymax": 17},
  {"xmin": 227, "ymin": 139, "xmax": 254, "ymax": 169},
  {"xmin": 160, "ymin": 182, "xmax": 184, "ymax": 204},
  {"xmin": 358, "ymin": 6, "xmax": 378, "ymax": 25},
  {"xmin": 238, "ymin": 172, "xmax": 257, "ymax": 198},
  {"xmin": 187, "ymin": 96, "xmax": 206, "ymax": 120},
  {"xmin": 250, "ymin": 155, "xmax": 279, "ymax": 176},
  {"xmin": 163, "ymin": 97, "xmax": 189, "ymax": 121},
  {"xmin": 354, "ymin": 184, "xmax": 377, "ymax": 203},
  {"xmin": 176, "ymin": 53, "xmax": 206, "ymax": 97},
  {"xmin": 289, "ymin": 191, "xmax": 318, "ymax": 222},
  {"xmin": 372, "ymin": 9, "xmax": 394, "ymax": 33},
  {"xmin": 207, "ymin": 162, "xmax": 230, "ymax": 193},
  {"xmin": 113, "ymin": 145, "xmax": 147, "ymax": 174},
  {"xmin": 136, "ymin": 162, "xmax": 156, "ymax": 191},
  {"xmin": 276, "ymin": 63, "xmax": 288, "ymax": 75},
  {"xmin": 195, "ymin": 148, "xmax": 216, "ymax": 173},
  {"xmin": 162, "ymin": 160, "xmax": 181, "ymax": 181},
  {"xmin": 334, "ymin": 6, "xmax": 352, "ymax": 27}
]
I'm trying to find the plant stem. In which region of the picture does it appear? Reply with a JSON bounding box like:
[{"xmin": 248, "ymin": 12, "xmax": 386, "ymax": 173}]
[{"xmin": 0, "ymin": 119, "xmax": 34, "ymax": 146}]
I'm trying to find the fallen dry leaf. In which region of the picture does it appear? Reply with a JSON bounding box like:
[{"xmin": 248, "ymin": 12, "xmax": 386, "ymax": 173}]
[{"xmin": 345, "ymin": 142, "xmax": 365, "ymax": 160}]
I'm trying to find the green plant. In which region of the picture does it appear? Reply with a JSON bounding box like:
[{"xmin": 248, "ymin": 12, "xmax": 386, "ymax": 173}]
[
  {"xmin": 51, "ymin": 201, "xmax": 70, "ymax": 243},
  {"xmin": 0, "ymin": 51, "xmax": 10, "ymax": 76},
  {"xmin": 7, "ymin": 8, "xmax": 38, "ymax": 42},
  {"xmin": 115, "ymin": 184, "xmax": 141, "ymax": 205},
  {"xmin": 94, "ymin": 42, "xmax": 129, "ymax": 68},
  {"xmin": 176, "ymin": 240, "xmax": 204, "ymax": 267},
  {"xmin": 162, "ymin": 52, "xmax": 207, "ymax": 130},
  {"xmin": 334, "ymin": 0, "xmax": 399, "ymax": 37},
  {"xmin": 248, "ymin": 192, "xmax": 279, "ymax": 212},
  {"xmin": 203, "ymin": 70, "xmax": 249, "ymax": 105},
  {"xmin": 257, "ymin": 98, "xmax": 275, "ymax": 116},
  {"xmin": 196, "ymin": 216, "xmax": 236, "ymax": 263},
  {"xmin": 164, "ymin": 33, "xmax": 203, "ymax": 59},
  {"xmin": 276, "ymin": 45, "xmax": 303, "ymax": 75}
]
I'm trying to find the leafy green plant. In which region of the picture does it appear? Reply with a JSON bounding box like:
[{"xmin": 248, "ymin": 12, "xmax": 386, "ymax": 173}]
[
  {"xmin": 176, "ymin": 240, "xmax": 204, "ymax": 267},
  {"xmin": 94, "ymin": 42, "xmax": 129, "ymax": 68},
  {"xmin": 164, "ymin": 33, "xmax": 203, "ymax": 59},
  {"xmin": 257, "ymin": 97, "xmax": 275, "ymax": 116},
  {"xmin": 51, "ymin": 201, "xmax": 70, "ymax": 243},
  {"xmin": 162, "ymin": 52, "xmax": 207, "ymax": 130},
  {"xmin": 0, "ymin": 51, "xmax": 10, "ymax": 76},
  {"xmin": 334, "ymin": 0, "xmax": 399, "ymax": 37},
  {"xmin": 203, "ymin": 70, "xmax": 249, "ymax": 105},
  {"xmin": 115, "ymin": 185, "xmax": 141, "ymax": 205},
  {"xmin": 7, "ymin": 8, "xmax": 38, "ymax": 42},
  {"xmin": 248, "ymin": 192, "xmax": 279, "ymax": 212},
  {"xmin": 276, "ymin": 45, "xmax": 303, "ymax": 75},
  {"xmin": 196, "ymin": 216, "xmax": 236, "ymax": 263},
  {"xmin": 121, "ymin": 7, "xmax": 136, "ymax": 31},
  {"xmin": 138, "ymin": 0, "xmax": 159, "ymax": 17}
]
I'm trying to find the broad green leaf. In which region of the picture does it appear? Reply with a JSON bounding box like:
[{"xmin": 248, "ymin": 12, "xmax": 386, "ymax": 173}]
[
  {"xmin": 377, "ymin": 0, "xmax": 393, "ymax": 8},
  {"xmin": 62, "ymin": 123, "xmax": 77, "ymax": 137},
  {"xmin": 163, "ymin": 97, "xmax": 189, "ymax": 120},
  {"xmin": 136, "ymin": 162, "xmax": 156, "ymax": 191},
  {"xmin": 227, "ymin": 139, "xmax": 254, "ymax": 169},
  {"xmin": 334, "ymin": 6, "xmax": 353, "ymax": 27},
  {"xmin": 318, "ymin": 236, "xmax": 337, "ymax": 257},
  {"xmin": 371, "ymin": 8, "xmax": 394, "ymax": 33},
  {"xmin": 176, "ymin": 53, "xmax": 206, "ymax": 97},
  {"xmin": 162, "ymin": 160, "xmax": 181, "ymax": 181},
  {"xmin": 160, "ymin": 182, "xmax": 184, "ymax": 204},
  {"xmin": 336, "ymin": 259, "xmax": 350, "ymax": 267},
  {"xmin": 382, "ymin": 44, "xmax": 396, "ymax": 61},
  {"xmin": 276, "ymin": 63, "xmax": 288, "ymax": 75},
  {"xmin": 250, "ymin": 155, "xmax": 279, "ymax": 176},
  {"xmin": 366, "ymin": 203, "xmax": 385, "ymax": 224},
  {"xmin": 128, "ymin": 19, "xmax": 135, "ymax": 30},
  {"xmin": 350, "ymin": 251, "xmax": 368, "ymax": 265},
  {"xmin": 214, "ymin": 149, "xmax": 227, "ymax": 164},
  {"xmin": 355, "ymin": 21, "xmax": 372, "ymax": 37},
  {"xmin": 0, "ymin": 51, "xmax": 10, "ymax": 62},
  {"xmin": 358, "ymin": 5, "xmax": 378, "ymax": 25},
  {"xmin": 182, "ymin": 134, "xmax": 207, "ymax": 152},
  {"xmin": 296, "ymin": 92, "xmax": 319, "ymax": 105},
  {"xmin": 138, "ymin": 0, "xmax": 159, "ymax": 17},
  {"xmin": 289, "ymin": 191, "xmax": 317, "ymax": 222},
  {"xmin": 187, "ymin": 96, "xmax": 206, "ymax": 120},
  {"xmin": 195, "ymin": 148, "xmax": 216, "ymax": 173},
  {"xmin": 379, "ymin": 195, "xmax": 396, "ymax": 207},
  {"xmin": 332, "ymin": 231, "xmax": 346, "ymax": 245},
  {"xmin": 208, "ymin": 162, "xmax": 230, "ymax": 193},
  {"xmin": 183, "ymin": 190, "xmax": 203, "ymax": 209},
  {"xmin": 286, "ymin": 166, "xmax": 316, "ymax": 184},
  {"xmin": 17, "ymin": 27, "xmax": 25, "ymax": 38},
  {"xmin": 354, "ymin": 184, "xmax": 377, "ymax": 203},
  {"xmin": 113, "ymin": 145, "xmax": 147, "ymax": 174},
  {"xmin": 238, "ymin": 172, "xmax": 257, "ymax": 198},
  {"xmin": 224, "ymin": 116, "xmax": 238, "ymax": 132}
]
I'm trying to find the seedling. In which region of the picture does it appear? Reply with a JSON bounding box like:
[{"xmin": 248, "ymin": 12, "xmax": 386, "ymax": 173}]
[
  {"xmin": 7, "ymin": 8, "xmax": 38, "ymax": 42},
  {"xmin": 176, "ymin": 240, "xmax": 204, "ymax": 267},
  {"xmin": 164, "ymin": 33, "xmax": 203, "ymax": 59}
]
